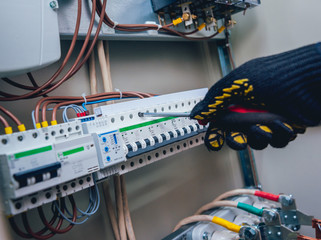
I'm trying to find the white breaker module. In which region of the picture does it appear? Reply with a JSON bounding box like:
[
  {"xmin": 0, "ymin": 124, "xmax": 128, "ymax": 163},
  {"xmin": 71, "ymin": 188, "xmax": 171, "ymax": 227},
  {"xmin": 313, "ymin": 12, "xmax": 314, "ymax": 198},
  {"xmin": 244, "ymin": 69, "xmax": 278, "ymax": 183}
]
[{"xmin": 0, "ymin": 88, "xmax": 208, "ymax": 216}]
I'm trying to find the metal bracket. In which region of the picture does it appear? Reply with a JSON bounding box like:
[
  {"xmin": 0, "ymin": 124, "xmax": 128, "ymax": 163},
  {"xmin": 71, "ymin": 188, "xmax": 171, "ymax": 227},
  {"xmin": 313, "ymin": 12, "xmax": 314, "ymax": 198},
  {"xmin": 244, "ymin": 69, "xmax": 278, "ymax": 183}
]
[
  {"xmin": 181, "ymin": 3, "xmax": 193, "ymax": 27},
  {"xmin": 217, "ymin": 39, "xmax": 260, "ymax": 188}
]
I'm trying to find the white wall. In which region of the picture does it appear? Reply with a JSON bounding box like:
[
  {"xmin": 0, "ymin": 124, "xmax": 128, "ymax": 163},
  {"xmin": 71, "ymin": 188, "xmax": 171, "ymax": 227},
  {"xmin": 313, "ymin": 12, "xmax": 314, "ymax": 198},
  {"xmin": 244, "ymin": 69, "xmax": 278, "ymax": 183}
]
[{"xmin": 231, "ymin": 0, "xmax": 321, "ymax": 236}]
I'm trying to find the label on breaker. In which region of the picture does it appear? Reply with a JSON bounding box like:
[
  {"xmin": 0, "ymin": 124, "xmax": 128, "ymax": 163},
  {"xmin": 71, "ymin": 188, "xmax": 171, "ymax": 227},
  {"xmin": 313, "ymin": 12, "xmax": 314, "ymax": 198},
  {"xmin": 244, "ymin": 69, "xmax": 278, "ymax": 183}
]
[
  {"xmin": 0, "ymin": 144, "xmax": 61, "ymax": 199},
  {"xmin": 55, "ymin": 135, "xmax": 100, "ymax": 182},
  {"xmin": 7, "ymin": 145, "xmax": 56, "ymax": 174},
  {"xmin": 92, "ymin": 130, "xmax": 126, "ymax": 169}
]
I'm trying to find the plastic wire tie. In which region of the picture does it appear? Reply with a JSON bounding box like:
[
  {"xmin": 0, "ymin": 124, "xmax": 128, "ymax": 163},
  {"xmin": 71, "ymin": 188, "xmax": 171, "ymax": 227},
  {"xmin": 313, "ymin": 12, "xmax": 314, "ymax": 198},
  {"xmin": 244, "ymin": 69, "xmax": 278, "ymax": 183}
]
[
  {"xmin": 115, "ymin": 88, "xmax": 122, "ymax": 99},
  {"xmin": 112, "ymin": 21, "xmax": 118, "ymax": 29},
  {"xmin": 81, "ymin": 93, "xmax": 87, "ymax": 105}
]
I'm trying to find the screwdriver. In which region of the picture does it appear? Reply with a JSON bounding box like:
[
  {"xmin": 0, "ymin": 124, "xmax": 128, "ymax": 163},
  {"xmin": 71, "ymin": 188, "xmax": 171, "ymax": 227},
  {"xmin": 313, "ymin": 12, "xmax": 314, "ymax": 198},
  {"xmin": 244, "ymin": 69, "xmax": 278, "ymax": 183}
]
[
  {"xmin": 138, "ymin": 106, "xmax": 273, "ymax": 127},
  {"xmin": 138, "ymin": 112, "xmax": 191, "ymax": 118},
  {"xmin": 138, "ymin": 106, "xmax": 268, "ymax": 118}
]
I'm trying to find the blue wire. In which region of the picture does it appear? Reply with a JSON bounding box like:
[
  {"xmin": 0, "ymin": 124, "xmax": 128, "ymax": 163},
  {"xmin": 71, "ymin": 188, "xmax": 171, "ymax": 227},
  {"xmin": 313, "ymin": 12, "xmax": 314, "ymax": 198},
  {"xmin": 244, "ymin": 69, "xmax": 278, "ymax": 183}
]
[
  {"xmin": 63, "ymin": 187, "xmax": 96, "ymax": 219},
  {"xmin": 82, "ymin": 97, "xmax": 137, "ymax": 111},
  {"xmin": 54, "ymin": 175, "xmax": 100, "ymax": 225},
  {"xmin": 76, "ymin": 188, "xmax": 96, "ymax": 217}
]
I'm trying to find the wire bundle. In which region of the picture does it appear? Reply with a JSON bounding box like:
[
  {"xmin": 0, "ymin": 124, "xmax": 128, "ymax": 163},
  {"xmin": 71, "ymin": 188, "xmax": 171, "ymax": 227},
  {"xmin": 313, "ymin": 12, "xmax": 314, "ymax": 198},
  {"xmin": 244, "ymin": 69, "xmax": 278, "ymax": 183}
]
[
  {"xmin": 33, "ymin": 91, "xmax": 154, "ymax": 126},
  {"xmin": 0, "ymin": 0, "xmax": 107, "ymax": 101},
  {"xmin": 103, "ymin": 175, "xmax": 136, "ymax": 240},
  {"xmin": 0, "ymin": 0, "xmax": 224, "ymax": 102},
  {"xmin": 173, "ymin": 188, "xmax": 282, "ymax": 233},
  {"xmin": 94, "ymin": 0, "xmax": 221, "ymax": 41},
  {"xmin": 9, "ymin": 175, "xmax": 100, "ymax": 240}
]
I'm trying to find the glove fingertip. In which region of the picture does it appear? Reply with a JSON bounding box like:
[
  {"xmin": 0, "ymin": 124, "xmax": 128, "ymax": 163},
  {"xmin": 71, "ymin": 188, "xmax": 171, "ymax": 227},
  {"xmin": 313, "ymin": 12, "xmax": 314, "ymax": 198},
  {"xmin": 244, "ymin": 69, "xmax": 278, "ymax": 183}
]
[
  {"xmin": 204, "ymin": 127, "xmax": 225, "ymax": 151},
  {"xmin": 226, "ymin": 132, "xmax": 247, "ymax": 151},
  {"xmin": 269, "ymin": 120, "xmax": 295, "ymax": 148},
  {"xmin": 205, "ymin": 139, "xmax": 224, "ymax": 151},
  {"xmin": 246, "ymin": 124, "xmax": 272, "ymax": 150}
]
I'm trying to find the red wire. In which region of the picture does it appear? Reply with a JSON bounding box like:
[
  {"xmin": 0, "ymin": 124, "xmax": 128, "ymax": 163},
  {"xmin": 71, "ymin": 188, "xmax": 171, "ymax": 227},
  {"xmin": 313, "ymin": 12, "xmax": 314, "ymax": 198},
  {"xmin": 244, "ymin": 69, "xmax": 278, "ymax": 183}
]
[
  {"xmin": 9, "ymin": 206, "xmax": 59, "ymax": 239},
  {"xmin": 254, "ymin": 191, "xmax": 280, "ymax": 202},
  {"xmin": 22, "ymin": 212, "xmax": 56, "ymax": 240},
  {"xmin": 38, "ymin": 197, "xmax": 77, "ymax": 234},
  {"xmin": 10, "ymin": 196, "xmax": 78, "ymax": 239}
]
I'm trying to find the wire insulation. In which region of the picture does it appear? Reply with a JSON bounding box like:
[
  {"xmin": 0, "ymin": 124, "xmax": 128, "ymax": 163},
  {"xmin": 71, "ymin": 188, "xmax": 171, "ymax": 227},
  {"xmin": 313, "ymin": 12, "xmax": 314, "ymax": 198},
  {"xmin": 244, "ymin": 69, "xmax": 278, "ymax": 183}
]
[
  {"xmin": 194, "ymin": 200, "xmax": 238, "ymax": 215},
  {"xmin": 120, "ymin": 175, "xmax": 136, "ymax": 240},
  {"xmin": 114, "ymin": 175, "xmax": 127, "ymax": 240},
  {"xmin": 102, "ymin": 181, "xmax": 121, "ymax": 240}
]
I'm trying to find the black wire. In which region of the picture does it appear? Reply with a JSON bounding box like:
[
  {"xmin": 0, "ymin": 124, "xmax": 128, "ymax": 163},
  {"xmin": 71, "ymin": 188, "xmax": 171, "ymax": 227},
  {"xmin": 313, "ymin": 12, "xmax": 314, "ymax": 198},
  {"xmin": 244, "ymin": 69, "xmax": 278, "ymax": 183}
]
[{"xmin": 27, "ymin": 73, "xmax": 49, "ymax": 97}]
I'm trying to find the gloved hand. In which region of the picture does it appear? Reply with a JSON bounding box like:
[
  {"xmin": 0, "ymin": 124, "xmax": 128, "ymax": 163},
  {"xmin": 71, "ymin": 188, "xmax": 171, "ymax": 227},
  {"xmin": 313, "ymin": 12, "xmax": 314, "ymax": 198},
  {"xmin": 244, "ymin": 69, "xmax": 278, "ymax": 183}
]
[{"xmin": 191, "ymin": 43, "xmax": 321, "ymax": 151}]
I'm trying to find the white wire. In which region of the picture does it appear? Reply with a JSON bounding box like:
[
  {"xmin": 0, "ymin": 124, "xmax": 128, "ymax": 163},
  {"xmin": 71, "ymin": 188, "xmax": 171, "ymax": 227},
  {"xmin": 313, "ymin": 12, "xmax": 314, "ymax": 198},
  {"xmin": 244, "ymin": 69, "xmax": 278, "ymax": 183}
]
[{"xmin": 62, "ymin": 104, "xmax": 85, "ymax": 122}]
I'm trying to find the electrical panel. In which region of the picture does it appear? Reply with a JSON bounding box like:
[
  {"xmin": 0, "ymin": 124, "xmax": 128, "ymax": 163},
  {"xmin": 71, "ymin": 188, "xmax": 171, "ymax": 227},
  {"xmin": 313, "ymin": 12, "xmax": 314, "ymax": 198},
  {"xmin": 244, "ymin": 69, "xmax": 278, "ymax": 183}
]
[{"xmin": 0, "ymin": 89, "xmax": 208, "ymax": 216}]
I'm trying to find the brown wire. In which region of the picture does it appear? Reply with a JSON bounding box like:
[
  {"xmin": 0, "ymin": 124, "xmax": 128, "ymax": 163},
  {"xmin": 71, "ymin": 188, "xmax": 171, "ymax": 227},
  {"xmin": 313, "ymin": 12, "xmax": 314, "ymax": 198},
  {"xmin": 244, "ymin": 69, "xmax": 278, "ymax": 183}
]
[
  {"xmin": 35, "ymin": 0, "xmax": 101, "ymax": 97},
  {"xmin": 21, "ymin": 197, "xmax": 77, "ymax": 239},
  {"xmin": 120, "ymin": 175, "xmax": 136, "ymax": 240},
  {"xmin": 50, "ymin": 92, "xmax": 145, "ymax": 122},
  {"xmin": 9, "ymin": 209, "xmax": 58, "ymax": 239},
  {"xmin": 33, "ymin": 91, "xmax": 150, "ymax": 123},
  {"xmin": 38, "ymin": 197, "xmax": 77, "ymax": 234},
  {"xmin": 12, "ymin": 0, "xmax": 106, "ymax": 101},
  {"xmin": 23, "ymin": 0, "xmax": 106, "ymax": 99},
  {"xmin": 0, "ymin": 0, "xmax": 219, "ymax": 101},
  {"xmin": 0, "ymin": 114, "xmax": 9, "ymax": 128},
  {"xmin": 102, "ymin": 181, "xmax": 121, "ymax": 240},
  {"xmin": 95, "ymin": 0, "xmax": 219, "ymax": 41},
  {"xmin": 0, "ymin": 0, "xmax": 82, "ymax": 101},
  {"xmin": 9, "ymin": 201, "xmax": 61, "ymax": 239},
  {"xmin": 42, "ymin": 100, "xmax": 64, "ymax": 123},
  {"xmin": 27, "ymin": 73, "xmax": 49, "ymax": 97},
  {"xmin": 1, "ymin": 77, "xmax": 38, "ymax": 90},
  {"xmin": 114, "ymin": 175, "xmax": 127, "ymax": 240},
  {"xmin": 0, "ymin": 105, "xmax": 21, "ymax": 126}
]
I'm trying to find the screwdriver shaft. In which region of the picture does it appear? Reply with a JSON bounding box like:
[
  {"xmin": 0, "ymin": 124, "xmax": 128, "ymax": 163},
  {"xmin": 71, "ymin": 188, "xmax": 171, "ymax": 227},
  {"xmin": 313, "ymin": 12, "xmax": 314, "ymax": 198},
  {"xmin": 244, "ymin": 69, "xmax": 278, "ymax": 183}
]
[{"xmin": 138, "ymin": 112, "xmax": 190, "ymax": 118}]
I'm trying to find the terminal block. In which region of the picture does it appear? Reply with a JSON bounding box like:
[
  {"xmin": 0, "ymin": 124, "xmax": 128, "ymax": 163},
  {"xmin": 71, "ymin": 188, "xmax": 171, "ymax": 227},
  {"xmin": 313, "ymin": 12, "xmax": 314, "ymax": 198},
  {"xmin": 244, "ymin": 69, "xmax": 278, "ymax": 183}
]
[{"xmin": 152, "ymin": 0, "xmax": 260, "ymax": 28}]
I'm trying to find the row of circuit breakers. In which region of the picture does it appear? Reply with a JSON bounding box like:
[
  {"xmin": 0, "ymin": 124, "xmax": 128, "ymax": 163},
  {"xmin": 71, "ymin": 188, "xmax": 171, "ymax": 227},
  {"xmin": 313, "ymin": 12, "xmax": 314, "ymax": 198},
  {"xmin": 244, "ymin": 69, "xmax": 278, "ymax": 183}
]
[{"xmin": 0, "ymin": 89, "xmax": 208, "ymax": 216}]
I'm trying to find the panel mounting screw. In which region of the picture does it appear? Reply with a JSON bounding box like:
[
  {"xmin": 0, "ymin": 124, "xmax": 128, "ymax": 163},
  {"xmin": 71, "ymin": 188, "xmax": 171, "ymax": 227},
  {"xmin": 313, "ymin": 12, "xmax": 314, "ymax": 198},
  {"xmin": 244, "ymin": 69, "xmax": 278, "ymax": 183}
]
[{"xmin": 49, "ymin": 1, "xmax": 58, "ymax": 9}]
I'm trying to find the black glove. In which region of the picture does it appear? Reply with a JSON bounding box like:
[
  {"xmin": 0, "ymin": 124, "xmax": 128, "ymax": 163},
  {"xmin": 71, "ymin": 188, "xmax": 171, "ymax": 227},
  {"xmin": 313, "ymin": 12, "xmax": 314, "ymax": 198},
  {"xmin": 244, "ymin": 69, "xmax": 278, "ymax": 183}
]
[{"xmin": 191, "ymin": 43, "xmax": 321, "ymax": 151}]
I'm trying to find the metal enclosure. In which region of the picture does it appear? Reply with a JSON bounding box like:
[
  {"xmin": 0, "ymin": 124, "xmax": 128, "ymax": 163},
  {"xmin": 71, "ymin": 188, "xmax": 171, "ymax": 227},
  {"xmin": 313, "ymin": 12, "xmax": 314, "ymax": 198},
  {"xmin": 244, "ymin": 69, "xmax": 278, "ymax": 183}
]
[{"xmin": 0, "ymin": 0, "xmax": 61, "ymax": 77}]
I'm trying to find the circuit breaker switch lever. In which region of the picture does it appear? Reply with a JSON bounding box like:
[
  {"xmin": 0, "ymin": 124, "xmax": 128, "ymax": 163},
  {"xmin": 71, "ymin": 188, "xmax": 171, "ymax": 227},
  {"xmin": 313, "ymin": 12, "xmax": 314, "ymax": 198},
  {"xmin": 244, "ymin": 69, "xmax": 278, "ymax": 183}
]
[{"xmin": 138, "ymin": 112, "xmax": 191, "ymax": 118}]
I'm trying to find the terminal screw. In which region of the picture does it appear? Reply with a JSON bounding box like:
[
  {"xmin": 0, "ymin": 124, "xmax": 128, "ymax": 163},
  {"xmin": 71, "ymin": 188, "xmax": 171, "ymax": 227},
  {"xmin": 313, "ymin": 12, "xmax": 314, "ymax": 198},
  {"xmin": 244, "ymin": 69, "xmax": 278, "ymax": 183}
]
[
  {"xmin": 279, "ymin": 195, "xmax": 294, "ymax": 206},
  {"xmin": 263, "ymin": 210, "xmax": 277, "ymax": 223},
  {"xmin": 243, "ymin": 227, "xmax": 257, "ymax": 239},
  {"xmin": 202, "ymin": 231, "xmax": 209, "ymax": 240},
  {"xmin": 182, "ymin": 12, "xmax": 191, "ymax": 21}
]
